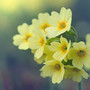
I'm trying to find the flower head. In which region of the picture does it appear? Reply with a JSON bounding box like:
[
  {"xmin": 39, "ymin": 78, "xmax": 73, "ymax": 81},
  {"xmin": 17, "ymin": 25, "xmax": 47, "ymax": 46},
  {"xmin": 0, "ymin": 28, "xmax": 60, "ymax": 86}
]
[
  {"xmin": 29, "ymin": 31, "xmax": 46, "ymax": 59},
  {"xmin": 49, "ymin": 36, "xmax": 71, "ymax": 61},
  {"xmin": 64, "ymin": 65, "xmax": 89, "ymax": 82},
  {"xmin": 84, "ymin": 34, "xmax": 90, "ymax": 69},
  {"xmin": 13, "ymin": 23, "xmax": 33, "ymax": 50},
  {"xmin": 46, "ymin": 7, "xmax": 72, "ymax": 38},
  {"xmin": 40, "ymin": 60, "xmax": 64, "ymax": 84},
  {"xmin": 68, "ymin": 42, "xmax": 90, "ymax": 69},
  {"xmin": 32, "ymin": 13, "xmax": 51, "ymax": 33}
]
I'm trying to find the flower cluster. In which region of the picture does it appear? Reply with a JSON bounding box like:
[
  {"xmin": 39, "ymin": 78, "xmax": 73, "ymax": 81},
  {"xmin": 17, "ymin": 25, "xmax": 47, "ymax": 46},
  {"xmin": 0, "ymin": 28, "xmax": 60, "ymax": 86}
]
[{"xmin": 13, "ymin": 7, "xmax": 90, "ymax": 84}]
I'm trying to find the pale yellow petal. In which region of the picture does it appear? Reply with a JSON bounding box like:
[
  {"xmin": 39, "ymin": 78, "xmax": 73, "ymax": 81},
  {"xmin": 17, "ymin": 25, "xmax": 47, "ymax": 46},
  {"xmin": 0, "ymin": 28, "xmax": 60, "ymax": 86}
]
[
  {"xmin": 13, "ymin": 35, "xmax": 23, "ymax": 46},
  {"xmin": 72, "ymin": 59, "xmax": 84, "ymax": 69},
  {"xmin": 38, "ymin": 13, "xmax": 50, "ymax": 23},
  {"xmin": 18, "ymin": 23, "xmax": 29, "ymax": 35},
  {"xmin": 80, "ymin": 70, "xmax": 89, "ymax": 79},
  {"xmin": 35, "ymin": 47, "xmax": 44, "ymax": 59},
  {"xmin": 44, "ymin": 60, "xmax": 57, "ymax": 65},
  {"xmin": 29, "ymin": 36, "xmax": 41, "ymax": 49},
  {"xmin": 46, "ymin": 27, "xmax": 66, "ymax": 38},
  {"xmin": 32, "ymin": 19, "xmax": 39, "ymax": 25},
  {"xmin": 72, "ymin": 74, "xmax": 81, "ymax": 82},
  {"xmin": 65, "ymin": 9, "xmax": 72, "ymax": 23},
  {"xmin": 40, "ymin": 65, "xmax": 55, "ymax": 78},
  {"xmin": 59, "ymin": 7, "xmax": 67, "ymax": 20},
  {"xmin": 50, "ymin": 11, "xmax": 60, "ymax": 26},
  {"xmin": 18, "ymin": 43, "xmax": 29, "ymax": 50},
  {"xmin": 52, "ymin": 70, "xmax": 64, "ymax": 84},
  {"xmin": 64, "ymin": 68, "xmax": 72, "ymax": 79},
  {"xmin": 45, "ymin": 27, "xmax": 59, "ymax": 38},
  {"xmin": 73, "ymin": 42, "xmax": 85, "ymax": 49},
  {"xmin": 53, "ymin": 51, "xmax": 65, "ymax": 61},
  {"xmin": 84, "ymin": 58, "xmax": 90, "ymax": 69},
  {"xmin": 60, "ymin": 36, "xmax": 68, "ymax": 44},
  {"xmin": 68, "ymin": 48, "xmax": 77, "ymax": 60},
  {"xmin": 60, "ymin": 7, "xmax": 72, "ymax": 23},
  {"xmin": 49, "ymin": 42, "xmax": 60, "ymax": 51},
  {"xmin": 51, "ymin": 11, "xmax": 60, "ymax": 19},
  {"xmin": 34, "ymin": 55, "xmax": 46, "ymax": 64}
]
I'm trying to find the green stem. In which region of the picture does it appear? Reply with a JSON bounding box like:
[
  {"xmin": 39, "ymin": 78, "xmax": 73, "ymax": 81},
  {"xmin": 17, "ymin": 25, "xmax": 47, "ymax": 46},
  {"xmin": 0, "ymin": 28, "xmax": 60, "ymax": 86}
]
[
  {"xmin": 46, "ymin": 38, "xmax": 60, "ymax": 45},
  {"xmin": 78, "ymin": 80, "xmax": 84, "ymax": 90},
  {"xmin": 78, "ymin": 82, "xmax": 82, "ymax": 90}
]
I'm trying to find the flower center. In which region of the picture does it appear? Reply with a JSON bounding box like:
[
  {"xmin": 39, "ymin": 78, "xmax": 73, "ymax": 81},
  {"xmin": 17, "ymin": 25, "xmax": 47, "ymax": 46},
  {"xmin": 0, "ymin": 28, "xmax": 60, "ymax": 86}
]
[
  {"xmin": 61, "ymin": 44, "xmax": 67, "ymax": 53},
  {"xmin": 40, "ymin": 37, "xmax": 45, "ymax": 47},
  {"xmin": 77, "ymin": 50, "xmax": 86, "ymax": 57},
  {"xmin": 55, "ymin": 64, "xmax": 61, "ymax": 70},
  {"xmin": 58, "ymin": 21, "xmax": 67, "ymax": 30},
  {"xmin": 24, "ymin": 34, "xmax": 32, "ymax": 43},
  {"xmin": 41, "ymin": 23, "xmax": 51, "ymax": 32}
]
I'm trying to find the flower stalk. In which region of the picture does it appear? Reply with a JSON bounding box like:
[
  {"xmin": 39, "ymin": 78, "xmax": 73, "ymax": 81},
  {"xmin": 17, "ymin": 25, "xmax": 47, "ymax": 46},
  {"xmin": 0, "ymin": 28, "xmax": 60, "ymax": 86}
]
[{"xmin": 78, "ymin": 79, "xmax": 84, "ymax": 90}]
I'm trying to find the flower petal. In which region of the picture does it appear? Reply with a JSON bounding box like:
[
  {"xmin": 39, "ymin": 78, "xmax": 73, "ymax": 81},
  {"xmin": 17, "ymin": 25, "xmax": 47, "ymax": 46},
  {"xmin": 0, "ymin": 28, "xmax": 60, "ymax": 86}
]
[{"xmin": 35, "ymin": 47, "xmax": 44, "ymax": 59}]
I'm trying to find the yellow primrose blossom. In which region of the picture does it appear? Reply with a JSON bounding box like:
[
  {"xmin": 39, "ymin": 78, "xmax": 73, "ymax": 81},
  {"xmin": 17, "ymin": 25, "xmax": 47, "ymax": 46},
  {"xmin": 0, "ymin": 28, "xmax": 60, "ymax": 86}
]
[
  {"xmin": 29, "ymin": 31, "xmax": 46, "ymax": 59},
  {"xmin": 64, "ymin": 65, "xmax": 89, "ymax": 82},
  {"xmin": 33, "ymin": 45, "xmax": 54, "ymax": 64},
  {"xmin": 13, "ymin": 23, "xmax": 33, "ymax": 50},
  {"xmin": 40, "ymin": 60, "xmax": 64, "ymax": 84},
  {"xmin": 32, "ymin": 13, "xmax": 51, "ymax": 34},
  {"xmin": 86, "ymin": 33, "xmax": 90, "ymax": 45},
  {"xmin": 68, "ymin": 42, "xmax": 90, "ymax": 69},
  {"xmin": 49, "ymin": 36, "xmax": 71, "ymax": 61},
  {"xmin": 84, "ymin": 34, "xmax": 90, "ymax": 69},
  {"xmin": 46, "ymin": 7, "xmax": 72, "ymax": 38}
]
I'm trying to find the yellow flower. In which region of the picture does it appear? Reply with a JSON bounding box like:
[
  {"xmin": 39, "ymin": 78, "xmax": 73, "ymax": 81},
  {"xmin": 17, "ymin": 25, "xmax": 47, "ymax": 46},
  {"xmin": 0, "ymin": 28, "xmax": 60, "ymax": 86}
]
[
  {"xmin": 64, "ymin": 65, "xmax": 89, "ymax": 82},
  {"xmin": 29, "ymin": 31, "xmax": 46, "ymax": 59},
  {"xmin": 85, "ymin": 34, "xmax": 90, "ymax": 69},
  {"xmin": 49, "ymin": 36, "xmax": 71, "ymax": 61},
  {"xmin": 13, "ymin": 23, "xmax": 33, "ymax": 50},
  {"xmin": 68, "ymin": 42, "xmax": 90, "ymax": 69},
  {"xmin": 86, "ymin": 33, "xmax": 90, "ymax": 45},
  {"xmin": 32, "ymin": 13, "xmax": 51, "ymax": 33},
  {"xmin": 40, "ymin": 60, "xmax": 64, "ymax": 84},
  {"xmin": 46, "ymin": 7, "xmax": 72, "ymax": 38}
]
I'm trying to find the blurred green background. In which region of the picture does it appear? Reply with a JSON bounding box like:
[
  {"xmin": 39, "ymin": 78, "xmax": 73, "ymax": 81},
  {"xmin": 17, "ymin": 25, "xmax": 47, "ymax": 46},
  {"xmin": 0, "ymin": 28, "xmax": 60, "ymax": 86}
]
[{"xmin": 0, "ymin": 0, "xmax": 90, "ymax": 90}]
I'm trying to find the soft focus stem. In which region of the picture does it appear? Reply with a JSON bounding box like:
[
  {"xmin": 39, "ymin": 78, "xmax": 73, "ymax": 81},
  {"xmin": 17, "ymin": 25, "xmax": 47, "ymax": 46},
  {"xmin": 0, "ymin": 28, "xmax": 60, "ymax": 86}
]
[
  {"xmin": 78, "ymin": 82, "xmax": 82, "ymax": 90},
  {"xmin": 78, "ymin": 79, "xmax": 84, "ymax": 90},
  {"xmin": 47, "ymin": 38, "xmax": 60, "ymax": 44}
]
